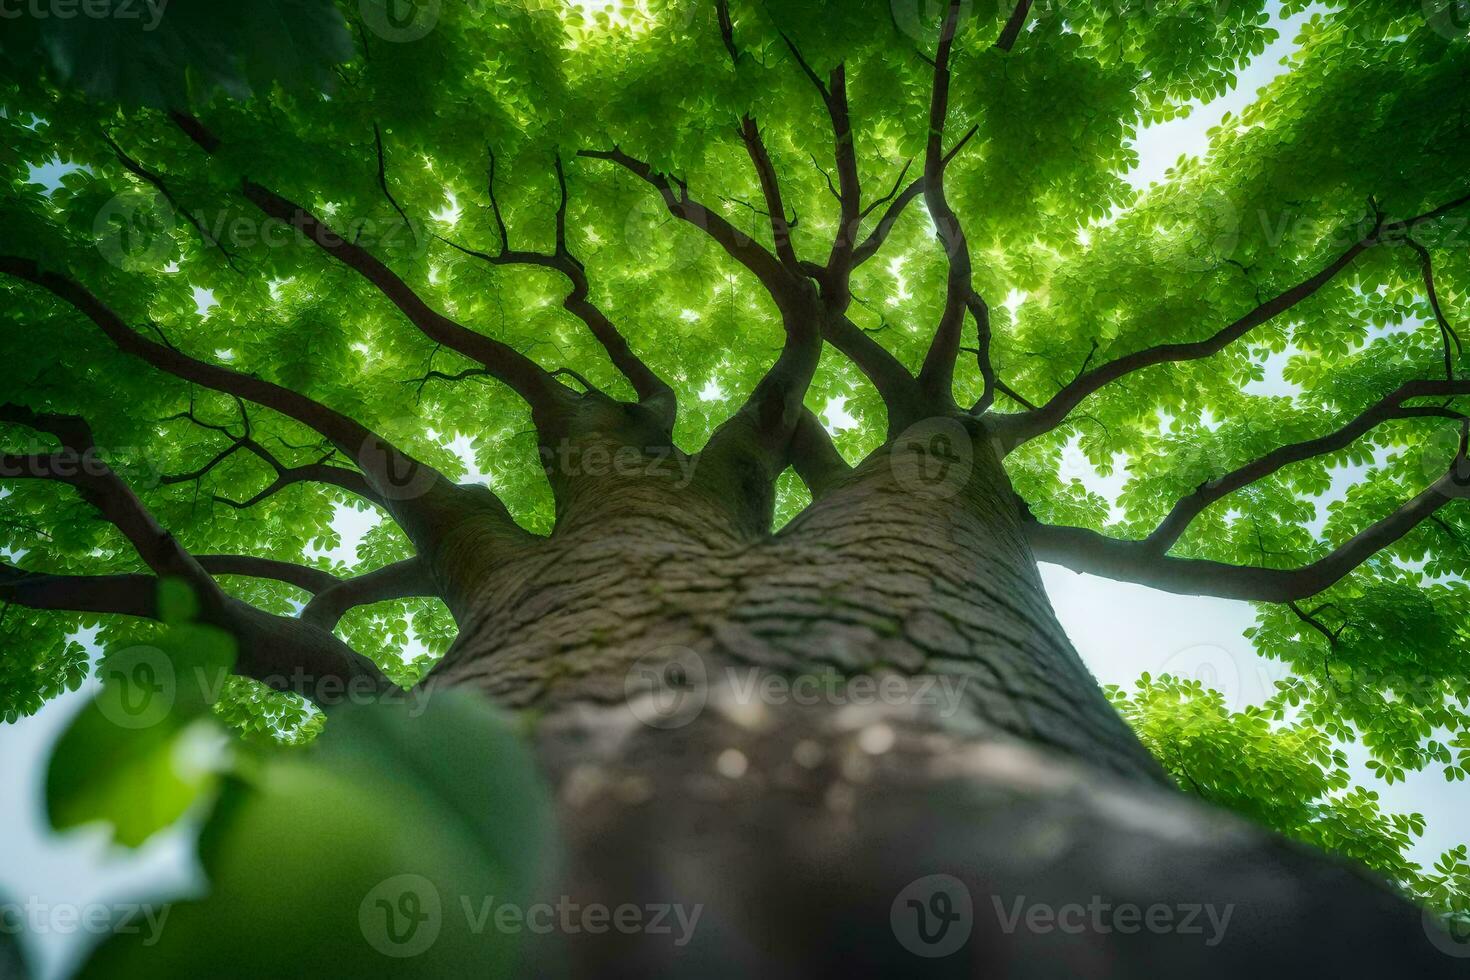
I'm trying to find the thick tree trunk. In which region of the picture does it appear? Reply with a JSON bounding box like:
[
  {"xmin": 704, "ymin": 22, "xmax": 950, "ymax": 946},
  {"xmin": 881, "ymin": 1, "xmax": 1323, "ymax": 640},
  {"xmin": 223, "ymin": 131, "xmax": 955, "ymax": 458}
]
[{"xmin": 423, "ymin": 419, "xmax": 1454, "ymax": 977}]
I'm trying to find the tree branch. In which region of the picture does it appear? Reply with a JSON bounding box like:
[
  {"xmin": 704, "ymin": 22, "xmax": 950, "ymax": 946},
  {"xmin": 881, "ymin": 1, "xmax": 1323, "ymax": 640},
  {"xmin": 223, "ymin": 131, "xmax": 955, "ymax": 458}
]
[
  {"xmin": 850, "ymin": 127, "xmax": 976, "ymax": 269},
  {"xmin": 576, "ymin": 147, "xmax": 797, "ymax": 303},
  {"xmin": 168, "ymin": 112, "xmax": 564, "ymax": 422},
  {"xmin": 0, "ymin": 258, "xmax": 524, "ymax": 594},
  {"xmin": 786, "ymin": 408, "xmax": 852, "ymax": 501},
  {"xmin": 0, "ymin": 404, "xmax": 222, "ymax": 601},
  {"xmin": 997, "ymin": 190, "xmax": 1470, "ymax": 449},
  {"xmin": 238, "ymin": 179, "xmax": 565, "ymax": 419},
  {"xmin": 194, "ymin": 555, "xmax": 341, "ymax": 594},
  {"xmin": 738, "ymin": 115, "xmax": 802, "ymax": 272},
  {"xmin": 100, "ymin": 131, "xmax": 242, "ymax": 271},
  {"xmin": 917, "ymin": 0, "xmax": 991, "ymax": 410},
  {"xmin": 779, "ymin": 32, "xmax": 863, "ymax": 276},
  {"xmin": 161, "ymin": 403, "xmax": 383, "ymax": 507},
  {"xmin": 300, "ymin": 558, "xmax": 436, "ymax": 631},
  {"xmin": 373, "ymin": 122, "xmax": 417, "ymax": 242},
  {"xmin": 1027, "ymin": 459, "xmax": 1469, "ymax": 602},
  {"xmin": 1145, "ymin": 379, "xmax": 1470, "ymax": 553},
  {"xmin": 0, "ymin": 564, "xmax": 159, "ymax": 618},
  {"xmin": 995, "ymin": 0, "xmax": 1035, "ymax": 52},
  {"xmin": 437, "ymin": 153, "xmax": 675, "ymax": 423},
  {"xmin": 1403, "ymin": 238, "xmax": 1463, "ymax": 381}
]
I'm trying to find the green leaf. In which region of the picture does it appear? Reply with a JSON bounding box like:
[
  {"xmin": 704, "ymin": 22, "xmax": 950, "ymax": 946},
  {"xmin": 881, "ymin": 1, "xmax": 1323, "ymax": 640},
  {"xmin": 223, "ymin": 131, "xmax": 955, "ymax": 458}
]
[
  {"xmin": 76, "ymin": 692, "xmax": 552, "ymax": 977},
  {"xmin": 45, "ymin": 704, "xmax": 213, "ymax": 848}
]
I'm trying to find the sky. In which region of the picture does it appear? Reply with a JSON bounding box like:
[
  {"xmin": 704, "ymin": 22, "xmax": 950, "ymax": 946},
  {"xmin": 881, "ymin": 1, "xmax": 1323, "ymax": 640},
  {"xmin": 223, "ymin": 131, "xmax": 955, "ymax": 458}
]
[{"xmin": 5, "ymin": 5, "xmax": 1470, "ymax": 978}]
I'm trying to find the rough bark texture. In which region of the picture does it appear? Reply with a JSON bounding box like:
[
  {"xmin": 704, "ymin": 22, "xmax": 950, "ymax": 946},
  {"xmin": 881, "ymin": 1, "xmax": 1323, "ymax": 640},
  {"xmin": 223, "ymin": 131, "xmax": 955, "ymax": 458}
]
[{"xmin": 419, "ymin": 421, "xmax": 1454, "ymax": 977}]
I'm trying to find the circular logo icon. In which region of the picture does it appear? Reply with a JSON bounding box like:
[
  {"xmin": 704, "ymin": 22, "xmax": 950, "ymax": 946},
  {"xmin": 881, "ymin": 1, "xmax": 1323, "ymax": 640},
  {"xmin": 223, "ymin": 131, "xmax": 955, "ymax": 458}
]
[
  {"xmin": 624, "ymin": 647, "xmax": 708, "ymax": 729},
  {"xmin": 96, "ymin": 645, "xmax": 176, "ymax": 730},
  {"xmin": 360, "ymin": 0, "xmax": 441, "ymax": 43},
  {"xmin": 1160, "ymin": 643, "xmax": 1244, "ymax": 707},
  {"xmin": 1424, "ymin": 908, "xmax": 1470, "ymax": 958},
  {"xmin": 891, "ymin": 874, "xmax": 973, "ymax": 958},
  {"xmin": 890, "ymin": 0, "xmax": 974, "ymax": 45},
  {"xmin": 1424, "ymin": 0, "xmax": 1470, "ymax": 41},
  {"xmin": 93, "ymin": 189, "xmax": 176, "ymax": 270},
  {"xmin": 891, "ymin": 417, "xmax": 974, "ymax": 500},
  {"xmin": 358, "ymin": 425, "xmax": 441, "ymax": 501},
  {"xmin": 623, "ymin": 195, "xmax": 709, "ymax": 274},
  {"xmin": 360, "ymin": 874, "xmax": 442, "ymax": 958},
  {"xmin": 1155, "ymin": 187, "xmax": 1240, "ymax": 273},
  {"xmin": 1420, "ymin": 421, "xmax": 1470, "ymax": 499},
  {"xmin": 1451, "ymin": 452, "xmax": 1470, "ymax": 499}
]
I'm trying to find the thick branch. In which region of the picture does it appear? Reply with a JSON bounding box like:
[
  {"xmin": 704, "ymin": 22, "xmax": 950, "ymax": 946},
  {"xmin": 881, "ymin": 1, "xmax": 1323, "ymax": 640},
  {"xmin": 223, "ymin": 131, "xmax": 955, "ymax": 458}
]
[
  {"xmin": 300, "ymin": 558, "xmax": 436, "ymax": 631},
  {"xmin": 576, "ymin": 148, "xmax": 797, "ymax": 303},
  {"xmin": 0, "ymin": 258, "xmax": 485, "ymax": 552},
  {"xmin": 0, "ymin": 564, "xmax": 158, "ymax": 618},
  {"xmin": 1028, "ymin": 466, "xmax": 1468, "ymax": 602},
  {"xmin": 786, "ymin": 409, "xmax": 852, "ymax": 501},
  {"xmin": 0, "ymin": 404, "xmax": 221, "ymax": 601},
  {"xmin": 999, "ymin": 191, "xmax": 1470, "ymax": 449},
  {"xmin": 1146, "ymin": 379, "xmax": 1470, "ymax": 553},
  {"xmin": 822, "ymin": 313, "xmax": 925, "ymax": 429},
  {"xmin": 917, "ymin": 0, "xmax": 988, "ymax": 410},
  {"xmin": 995, "ymin": 0, "xmax": 1035, "ymax": 51},
  {"xmin": 195, "ymin": 554, "xmax": 340, "ymax": 594}
]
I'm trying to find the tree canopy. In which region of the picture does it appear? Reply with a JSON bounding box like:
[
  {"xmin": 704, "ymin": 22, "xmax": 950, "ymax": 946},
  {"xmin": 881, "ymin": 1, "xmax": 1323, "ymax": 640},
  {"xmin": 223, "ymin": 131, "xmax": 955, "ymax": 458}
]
[{"xmin": 3, "ymin": 0, "xmax": 1470, "ymax": 956}]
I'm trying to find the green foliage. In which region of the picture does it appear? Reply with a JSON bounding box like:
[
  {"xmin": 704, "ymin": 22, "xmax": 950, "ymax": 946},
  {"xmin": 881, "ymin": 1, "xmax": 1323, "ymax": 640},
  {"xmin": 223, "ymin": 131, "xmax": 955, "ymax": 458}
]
[
  {"xmin": 45, "ymin": 580, "xmax": 236, "ymax": 847},
  {"xmin": 1110, "ymin": 673, "xmax": 1470, "ymax": 914},
  {"xmin": 2, "ymin": 0, "xmax": 1469, "ymax": 933}
]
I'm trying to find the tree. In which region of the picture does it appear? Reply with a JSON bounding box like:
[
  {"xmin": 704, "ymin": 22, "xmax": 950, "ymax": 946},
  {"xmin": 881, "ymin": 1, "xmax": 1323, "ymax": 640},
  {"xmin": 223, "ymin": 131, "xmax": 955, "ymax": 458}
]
[{"xmin": 2, "ymin": 0, "xmax": 1470, "ymax": 974}]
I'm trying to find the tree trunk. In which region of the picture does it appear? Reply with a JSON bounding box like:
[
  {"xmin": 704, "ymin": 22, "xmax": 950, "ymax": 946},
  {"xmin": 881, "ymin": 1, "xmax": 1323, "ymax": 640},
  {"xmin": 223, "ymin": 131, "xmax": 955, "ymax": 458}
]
[{"xmin": 423, "ymin": 417, "xmax": 1454, "ymax": 978}]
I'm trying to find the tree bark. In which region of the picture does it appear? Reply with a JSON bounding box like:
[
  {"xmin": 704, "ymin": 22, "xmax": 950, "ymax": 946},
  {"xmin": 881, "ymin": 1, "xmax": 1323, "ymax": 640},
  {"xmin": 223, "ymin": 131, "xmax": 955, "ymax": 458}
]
[{"xmin": 418, "ymin": 418, "xmax": 1455, "ymax": 977}]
